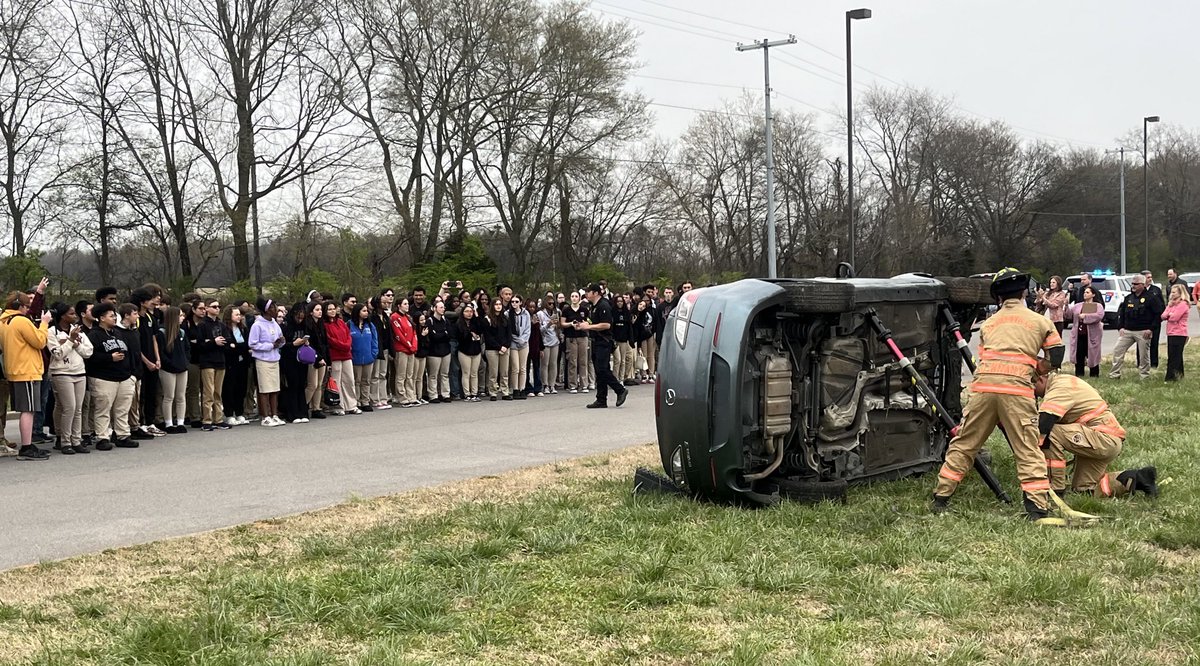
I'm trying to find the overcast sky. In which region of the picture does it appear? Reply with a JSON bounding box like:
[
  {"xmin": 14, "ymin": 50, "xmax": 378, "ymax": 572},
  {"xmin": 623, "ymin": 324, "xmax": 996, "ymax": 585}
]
[{"xmin": 588, "ymin": 0, "xmax": 1191, "ymax": 151}]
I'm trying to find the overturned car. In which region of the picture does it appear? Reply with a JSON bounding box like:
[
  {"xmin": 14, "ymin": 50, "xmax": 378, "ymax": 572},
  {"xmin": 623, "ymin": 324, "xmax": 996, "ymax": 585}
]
[{"xmin": 654, "ymin": 273, "xmax": 994, "ymax": 505}]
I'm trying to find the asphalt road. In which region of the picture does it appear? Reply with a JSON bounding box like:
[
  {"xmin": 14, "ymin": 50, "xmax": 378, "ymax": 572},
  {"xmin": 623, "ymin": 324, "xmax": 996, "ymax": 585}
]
[{"xmin": 0, "ymin": 389, "xmax": 657, "ymax": 571}]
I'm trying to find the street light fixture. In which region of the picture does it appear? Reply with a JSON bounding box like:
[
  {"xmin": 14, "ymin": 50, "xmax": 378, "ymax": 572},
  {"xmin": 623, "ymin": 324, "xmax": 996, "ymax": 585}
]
[
  {"xmin": 845, "ymin": 8, "xmax": 871, "ymax": 271},
  {"xmin": 1143, "ymin": 115, "xmax": 1159, "ymax": 271}
]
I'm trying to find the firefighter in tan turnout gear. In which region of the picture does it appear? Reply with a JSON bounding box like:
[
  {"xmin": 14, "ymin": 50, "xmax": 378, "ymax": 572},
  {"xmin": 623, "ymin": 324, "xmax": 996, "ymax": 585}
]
[
  {"xmin": 932, "ymin": 268, "xmax": 1065, "ymax": 520},
  {"xmin": 1035, "ymin": 369, "xmax": 1158, "ymax": 498}
]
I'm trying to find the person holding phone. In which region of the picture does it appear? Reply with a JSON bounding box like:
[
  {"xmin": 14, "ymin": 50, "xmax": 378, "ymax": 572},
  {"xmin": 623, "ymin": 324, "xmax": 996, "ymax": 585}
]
[
  {"xmin": 303, "ymin": 301, "xmax": 329, "ymax": 419},
  {"xmin": 483, "ymin": 298, "xmax": 511, "ymax": 400},
  {"xmin": 45, "ymin": 302, "xmax": 93, "ymax": 454},
  {"xmin": 455, "ymin": 303, "xmax": 485, "ymax": 401}
]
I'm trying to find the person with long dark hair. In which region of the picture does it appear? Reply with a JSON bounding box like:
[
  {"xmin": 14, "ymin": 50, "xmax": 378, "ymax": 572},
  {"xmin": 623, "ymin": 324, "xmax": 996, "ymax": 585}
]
[
  {"xmin": 280, "ymin": 302, "xmax": 311, "ymax": 423},
  {"xmin": 483, "ymin": 298, "xmax": 511, "ymax": 400},
  {"xmin": 1065, "ymin": 285, "xmax": 1104, "ymax": 377},
  {"xmin": 426, "ymin": 301, "xmax": 453, "ymax": 402},
  {"xmin": 391, "ymin": 298, "xmax": 418, "ymax": 406},
  {"xmin": 349, "ymin": 302, "xmax": 380, "ymax": 411},
  {"xmin": 371, "ymin": 290, "xmax": 395, "ymax": 407},
  {"xmin": 46, "ymin": 302, "xmax": 93, "ymax": 454},
  {"xmin": 303, "ymin": 301, "xmax": 329, "ymax": 419},
  {"xmin": 455, "ymin": 303, "xmax": 485, "ymax": 401},
  {"xmin": 220, "ymin": 304, "xmax": 252, "ymax": 425},
  {"xmin": 323, "ymin": 300, "xmax": 357, "ymax": 415},
  {"xmin": 536, "ymin": 297, "xmax": 560, "ymax": 396},
  {"xmin": 158, "ymin": 306, "xmax": 190, "ymax": 434},
  {"xmin": 413, "ymin": 311, "xmax": 431, "ymax": 404}
]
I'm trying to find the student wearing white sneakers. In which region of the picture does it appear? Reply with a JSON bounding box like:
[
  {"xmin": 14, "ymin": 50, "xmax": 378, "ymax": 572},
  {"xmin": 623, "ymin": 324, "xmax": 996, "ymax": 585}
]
[{"xmin": 248, "ymin": 299, "xmax": 286, "ymax": 427}]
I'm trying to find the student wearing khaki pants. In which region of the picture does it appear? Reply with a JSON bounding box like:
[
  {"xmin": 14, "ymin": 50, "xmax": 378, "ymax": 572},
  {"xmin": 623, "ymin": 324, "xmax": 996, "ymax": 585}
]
[
  {"xmin": 507, "ymin": 296, "xmax": 531, "ymax": 399},
  {"xmin": 83, "ymin": 302, "xmax": 137, "ymax": 449},
  {"xmin": 390, "ymin": 298, "xmax": 418, "ymax": 405}
]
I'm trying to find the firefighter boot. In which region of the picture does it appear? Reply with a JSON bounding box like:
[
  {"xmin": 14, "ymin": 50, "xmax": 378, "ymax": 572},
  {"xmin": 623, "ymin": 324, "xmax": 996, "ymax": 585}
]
[
  {"xmin": 1117, "ymin": 466, "xmax": 1158, "ymax": 497},
  {"xmin": 1023, "ymin": 494, "xmax": 1049, "ymax": 522},
  {"xmin": 931, "ymin": 495, "xmax": 951, "ymax": 515}
]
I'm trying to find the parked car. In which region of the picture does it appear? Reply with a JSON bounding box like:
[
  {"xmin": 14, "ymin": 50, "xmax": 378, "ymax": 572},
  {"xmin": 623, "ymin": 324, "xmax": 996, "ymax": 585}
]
[{"xmin": 655, "ymin": 274, "xmax": 993, "ymax": 505}]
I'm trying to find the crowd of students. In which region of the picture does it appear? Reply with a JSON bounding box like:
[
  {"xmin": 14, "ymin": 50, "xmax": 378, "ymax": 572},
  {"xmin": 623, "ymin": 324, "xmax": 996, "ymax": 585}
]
[{"xmin": 0, "ymin": 278, "xmax": 692, "ymax": 460}]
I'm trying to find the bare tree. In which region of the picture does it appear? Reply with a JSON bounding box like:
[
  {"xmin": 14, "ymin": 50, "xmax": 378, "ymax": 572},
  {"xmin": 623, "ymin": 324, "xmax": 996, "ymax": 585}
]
[
  {"xmin": 0, "ymin": 0, "xmax": 79, "ymax": 255},
  {"xmin": 179, "ymin": 0, "xmax": 358, "ymax": 285},
  {"xmin": 936, "ymin": 119, "xmax": 1067, "ymax": 267},
  {"xmin": 470, "ymin": 1, "xmax": 646, "ymax": 281}
]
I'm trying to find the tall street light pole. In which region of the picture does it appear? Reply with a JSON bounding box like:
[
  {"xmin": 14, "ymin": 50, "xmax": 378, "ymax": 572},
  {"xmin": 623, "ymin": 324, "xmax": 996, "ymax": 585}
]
[
  {"xmin": 738, "ymin": 35, "xmax": 796, "ymax": 279},
  {"xmin": 1105, "ymin": 147, "xmax": 1130, "ymax": 274},
  {"xmin": 1143, "ymin": 115, "xmax": 1159, "ymax": 271},
  {"xmin": 845, "ymin": 8, "xmax": 871, "ymax": 272}
]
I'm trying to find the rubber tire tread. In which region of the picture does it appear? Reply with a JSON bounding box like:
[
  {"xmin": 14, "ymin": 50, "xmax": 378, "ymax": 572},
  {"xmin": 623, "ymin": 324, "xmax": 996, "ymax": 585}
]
[
  {"xmin": 633, "ymin": 467, "xmax": 685, "ymax": 496},
  {"xmin": 776, "ymin": 477, "xmax": 849, "ymax": 504},
  {"xmin": 781, "ymin": 280, "xmax": 855, "ymax": 313},
  {"xmin": 938, "ymin": 276, "xmax": 993, "ymax": 306}
]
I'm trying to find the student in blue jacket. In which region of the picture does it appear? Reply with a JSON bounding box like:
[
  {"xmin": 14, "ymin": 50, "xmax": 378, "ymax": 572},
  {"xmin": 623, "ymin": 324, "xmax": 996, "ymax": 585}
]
[{"xmin": 347, "ymin": 303, "xmax": 379, "ymax": 412}]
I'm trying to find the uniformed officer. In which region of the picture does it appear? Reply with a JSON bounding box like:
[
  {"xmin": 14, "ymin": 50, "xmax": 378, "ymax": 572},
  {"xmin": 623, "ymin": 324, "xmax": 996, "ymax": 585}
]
[
  {"xmin": 933, "ymin": 268, "xmax": 1065, "ymax": 520},
  {"xmin": 1035, "ymin": 368, "xmax": 1158, "ymax": 498}
]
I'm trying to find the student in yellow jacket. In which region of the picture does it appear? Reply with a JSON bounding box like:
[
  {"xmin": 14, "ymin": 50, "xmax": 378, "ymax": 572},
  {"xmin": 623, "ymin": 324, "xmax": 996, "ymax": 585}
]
[{"xmin": 0, "ymin": 291, "xmax": 52, "ymax": 460}]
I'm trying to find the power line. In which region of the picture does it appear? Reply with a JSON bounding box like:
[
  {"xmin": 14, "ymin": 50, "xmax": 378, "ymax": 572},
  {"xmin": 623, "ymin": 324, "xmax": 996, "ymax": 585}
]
[{"xmin": 620, "ymin": 0, "xmax": 1113, "ymax": 150}]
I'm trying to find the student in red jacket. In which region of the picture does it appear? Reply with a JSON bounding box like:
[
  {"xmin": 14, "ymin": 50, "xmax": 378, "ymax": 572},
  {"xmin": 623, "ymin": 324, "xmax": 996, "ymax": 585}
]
[
  {"xmin": 390, "ymin": 298, "xmax": 418, "ymax": 406},
  {"xmin": 322, "ymin": 300, "xmax": 357, "ymax": 415}
]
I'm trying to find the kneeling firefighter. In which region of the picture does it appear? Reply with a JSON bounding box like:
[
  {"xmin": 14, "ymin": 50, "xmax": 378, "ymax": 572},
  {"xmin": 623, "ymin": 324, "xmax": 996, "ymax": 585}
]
[
  {"xmin": 1035, "ymin": 367, "xmax": 1158, "ymax": 498},
  {"xmin": 933, "ymin": 267, "xmax": 1065, "ymax": 520}
]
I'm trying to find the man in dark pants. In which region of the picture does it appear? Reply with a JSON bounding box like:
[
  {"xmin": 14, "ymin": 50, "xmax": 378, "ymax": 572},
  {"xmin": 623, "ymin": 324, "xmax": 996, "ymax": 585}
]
[
  {"xmin": 1140, "ymin": 270, "xmax": 1166, "ymax": 368},
  {"xmin": 578, "ymin": 283, "xmax": 628, "ymax": 409}
]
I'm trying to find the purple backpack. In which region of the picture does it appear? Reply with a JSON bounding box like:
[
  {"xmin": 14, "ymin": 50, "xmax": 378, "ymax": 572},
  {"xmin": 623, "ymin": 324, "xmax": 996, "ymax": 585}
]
[{"xmin": 297, "ymin": 344, "xmax": 318, "ymax": 365}]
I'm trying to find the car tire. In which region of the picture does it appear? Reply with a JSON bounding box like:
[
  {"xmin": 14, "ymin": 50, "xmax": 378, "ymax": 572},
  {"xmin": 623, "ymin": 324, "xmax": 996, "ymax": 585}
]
[
  {"xmin": 938, "ymin": 276, "xmax": 993, "ymax": 306},
  {"xmin": 782, "ymin": 280, "xmax": 855, "ymax": 313},
  {"xmin": 775, "ymin": 477, "xmax": 849, "ymax": 504},
  {"xmin": 633, "ymin": 467, "xmax": 685, "ymax": 496}
]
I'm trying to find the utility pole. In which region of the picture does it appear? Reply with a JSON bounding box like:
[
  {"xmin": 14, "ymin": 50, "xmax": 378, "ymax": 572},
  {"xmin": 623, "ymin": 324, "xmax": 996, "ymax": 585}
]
[
  {"xmin": 737, "ymin": 35, "xmax": 796, "ymax": 279},
  {"xmin": 1105, "ymin": 147, "xmax": 1129, "ymax": 274},
  {"xmin": 845, "ymin": 8, "xmax": 872, "ymax": 271}
]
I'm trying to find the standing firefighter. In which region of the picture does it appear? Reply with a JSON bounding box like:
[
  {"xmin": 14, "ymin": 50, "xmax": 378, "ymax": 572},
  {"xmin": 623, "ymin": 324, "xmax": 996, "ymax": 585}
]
[
  {"xmin": 1035, "ymin": 369, "xmax": 1158, "ymax": 498},
  {"xmin": 932, "ymin": 268, "xmax": 1065, "ymax": 520}
]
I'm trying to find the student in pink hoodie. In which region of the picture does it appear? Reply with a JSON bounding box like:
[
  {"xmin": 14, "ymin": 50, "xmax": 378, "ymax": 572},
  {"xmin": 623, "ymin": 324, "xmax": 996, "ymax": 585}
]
[{"xmin": 1162, "ymin": 283, "xmax": 1190, "ymax": 381}]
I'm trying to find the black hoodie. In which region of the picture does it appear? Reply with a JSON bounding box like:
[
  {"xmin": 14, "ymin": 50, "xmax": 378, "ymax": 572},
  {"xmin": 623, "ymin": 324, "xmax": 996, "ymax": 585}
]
[{"xmin": 85, "ymin": 325, "xmax": 134, "ymax": 382}]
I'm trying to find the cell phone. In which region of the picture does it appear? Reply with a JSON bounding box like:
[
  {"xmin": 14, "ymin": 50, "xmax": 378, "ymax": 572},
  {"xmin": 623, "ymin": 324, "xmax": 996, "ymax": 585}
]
[{"xmin": 303, "ymin": 334, "xmax": 310, "ymax": 339}]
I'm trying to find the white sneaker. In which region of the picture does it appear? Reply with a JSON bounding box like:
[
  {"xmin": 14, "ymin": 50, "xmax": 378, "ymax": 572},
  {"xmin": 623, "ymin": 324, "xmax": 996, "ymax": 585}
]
[
  {"xmin": 240, "ymin": 415, "xmax": 251, "ymax": 425},
  {"xmin": 569, "ymin": 388, "xmax": 578, "ymax": 394},
  {"xmin": 225, "ymin": 416, "xmax": 238, "ymax": 426},
  {"xmin": 262, "ymin": 418, "xmax": 274, "ymax": 427}
]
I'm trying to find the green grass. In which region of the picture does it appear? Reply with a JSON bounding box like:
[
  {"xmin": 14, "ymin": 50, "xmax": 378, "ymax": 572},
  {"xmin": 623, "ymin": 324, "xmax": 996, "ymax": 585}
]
[{"xmin": 3, "ymin": 365, "xmax": 1200, "ymax": 664}]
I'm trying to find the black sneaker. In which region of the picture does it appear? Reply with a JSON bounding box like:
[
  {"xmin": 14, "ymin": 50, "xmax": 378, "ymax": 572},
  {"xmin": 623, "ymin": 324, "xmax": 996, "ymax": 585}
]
[
  {"xmin": 94, "ymin": 439, "xmax": 113, "ymax": 451},
  {"xmin": 490, "ymin": 395, "xmax": 497, "ymax": 402},
  {"xmin": 623, "ymin": 379, "xmax": 638, "ymax": 387},
  {"xmin": 60, "ymin": 445, "xmax": 77, "ymax": 455},
  {"xmin": 502, "ymin": 395, "xmax": 512, "ymax": 401},
  {"xmin": 361, "ymin": 404, "xmax": 374, "ymax": 412},
  {"xmin": 311, "ymin": 411, "xmax": 327, "ymax": 419},
  {"xmin": 114, "ymin": 437, "xmax": 139, "ymax": 448},
  {"xmin": 75, "ymin": 442, "xmax": 91, "ymax": 454},
  {"xmin": 53, "ymin": 438, "xmax": 62, "ymax": 451},
  {"xmin": 585, "ymin": 401, "xmax": 607, "ymax": 409},
  {"xmin": 16, "ymin": 445, "xmax": 49, "ymax": 461},
  {"xmin": 166, "ymin": 425, "xmax": 187, "ymax": 434},
  {"xmin": 191, "ymin": 420, "xmax": 204, "ymax": 429},
  {"xmin": 616, "ymin": 389, "xmax": 628, "ymax": 407},
  {"xmin": 514, "ymin": 393, "xmax": 527, "ymax": 401},
  {"xmin": 32, "ymin": 432, "xmax": 51, "ymax": 444},
  {"xmin": 202, "ymin": 424, "xmax": 215, "ymax": 432},
  {"xmin": 215, "ymin": 423, "xmax": 232, "ymax": 430},
  {"xmin": 131, "ymin": 430, "xmax": 154, "ymax": 441}
]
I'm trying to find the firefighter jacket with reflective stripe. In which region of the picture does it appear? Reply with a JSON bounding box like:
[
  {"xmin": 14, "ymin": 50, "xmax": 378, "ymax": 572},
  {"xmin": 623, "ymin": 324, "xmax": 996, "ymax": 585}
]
[
  {"xmin": 973, "ymin": 299, "xmax": 1063, "ymax": 393},
  {"xmin": 1039, "ymin": 373, "xmax": 1126, "ymax": 441}
]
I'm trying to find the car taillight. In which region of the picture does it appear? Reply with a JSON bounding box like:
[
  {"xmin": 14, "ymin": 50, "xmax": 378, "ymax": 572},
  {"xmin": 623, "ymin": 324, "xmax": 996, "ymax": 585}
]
[{"xmin": 673, "ymin": 290, "xmax": 701, "ymax": 348}]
